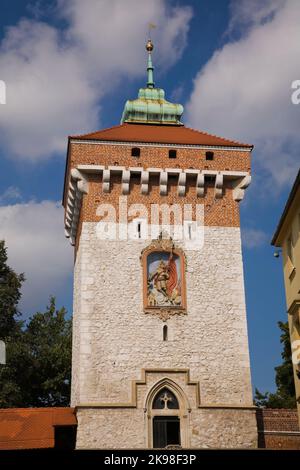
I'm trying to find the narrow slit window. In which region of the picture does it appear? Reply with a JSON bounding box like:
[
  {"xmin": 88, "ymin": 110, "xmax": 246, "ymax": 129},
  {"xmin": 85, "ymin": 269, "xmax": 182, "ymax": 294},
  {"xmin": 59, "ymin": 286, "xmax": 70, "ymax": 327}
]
[
  {"xmin": 137, "ymin": 222, "xmax": 141, "ymax": 239},
  {"xmin": 163, "ymin": 325, "xmax": 168, "ymax": 341},
  {"xmin": 188, "ymin": 224, "xmax": 192, "ymax": 240},
  {"xmin": 287, "ymin": 235, "xmax": 294, "ymax": 264},
  {"xmin": 131, "ymin": 147, "xmax": 140, "ymax": 157},
  {"xmin": 169, "ymin": 149, "xmax": 177, "ymax": 159}
]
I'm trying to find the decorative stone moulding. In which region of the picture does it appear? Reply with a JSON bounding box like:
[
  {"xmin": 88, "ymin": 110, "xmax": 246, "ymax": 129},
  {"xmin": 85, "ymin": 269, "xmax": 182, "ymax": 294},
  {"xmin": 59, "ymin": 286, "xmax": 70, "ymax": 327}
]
[
  {"xmin": 159, "ymin": 171, "xmax": 168, "ymax": 196},
  {"xmin": 232, "ymin": 174, "xmax": 251, "ymax": 201},
  {"xmin": 145, "ymin": 308, "xmax": 187, "ymax": 322},
  {"xmin": 141, "ymin": 170, "xmax": 149, "ymax": 194},
  {"xmin": 102, "ymin": 169, "xmax": 111, "ymax": 193},
  {"xmin": 178, "ymin": 173, "xmax": 186, "ymax": 197},
  {"xmin": 215, "ymin": 173, "xmax": 223, "ymax": 198},
  {"xmin": 196, "ymin": 172, "xmax": 205, "ymax": 197},
  {"xmin": 140, "ymin": 237, "xmax": 187, "ymax": 321},
  {"xmin": 64, "ymin": 169, "xmax": 88, "ymax": 246},
  {"xmin": 122, "ymin": 169, "xmax": 130, "ymax": 195},
  {"xmin": 64, "ymin": 164, "xmax": 251, "ymax": 244},
  {"xmin": 74, "ymin": 164, "xmax": 250, "ymax": 201}
]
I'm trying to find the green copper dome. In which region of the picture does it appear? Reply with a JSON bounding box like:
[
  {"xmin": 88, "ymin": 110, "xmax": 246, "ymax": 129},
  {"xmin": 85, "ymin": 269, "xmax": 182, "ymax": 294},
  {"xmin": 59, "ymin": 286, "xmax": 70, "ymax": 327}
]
[{"xmin": 121, "ymin": 40, "xmax": 184, "ymax": 126}]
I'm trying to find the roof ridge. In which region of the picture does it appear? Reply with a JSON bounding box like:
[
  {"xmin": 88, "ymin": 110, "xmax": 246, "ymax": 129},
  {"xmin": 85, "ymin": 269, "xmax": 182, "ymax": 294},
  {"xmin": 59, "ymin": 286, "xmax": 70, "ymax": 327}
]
[{"xmin": 184, "ymin": 125, "xmax": 252, "ymax": 147}]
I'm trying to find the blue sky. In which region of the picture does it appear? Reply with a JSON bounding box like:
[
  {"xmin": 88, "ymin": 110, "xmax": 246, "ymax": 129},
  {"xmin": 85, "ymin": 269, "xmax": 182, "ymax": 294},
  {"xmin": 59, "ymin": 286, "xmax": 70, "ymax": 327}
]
[{"xmin": 0, "ymin": 0, "xmax": 299, "ymax": 395}]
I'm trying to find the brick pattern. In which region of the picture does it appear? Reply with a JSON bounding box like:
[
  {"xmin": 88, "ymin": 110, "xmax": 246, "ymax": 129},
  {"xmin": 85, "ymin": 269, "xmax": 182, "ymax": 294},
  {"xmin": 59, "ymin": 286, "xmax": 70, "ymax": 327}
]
[
  {"xmin": 68, "ymin": 141, "xmax": 251, "ymax": 173},
  {"xmin": 66, "ymin": 141, "xmax": 250, "ymax": 250},
  {"xmin": 83, "ymin": 175, "xmax": 240, "ymax": 223},
  {"xmin": 257, "ymin": 409, "xmax": 300, "ymax": 449}
]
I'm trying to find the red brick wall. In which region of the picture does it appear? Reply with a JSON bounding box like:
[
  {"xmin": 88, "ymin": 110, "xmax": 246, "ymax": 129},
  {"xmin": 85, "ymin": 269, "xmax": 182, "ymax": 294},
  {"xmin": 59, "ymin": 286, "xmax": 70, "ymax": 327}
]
[
  {"xmin": 257, "ymin": 409, "xmax": 300, "ymax": 449},
  {"xmin": 65, "ymin": 140, "xmax": 251, "ymax": 251}
]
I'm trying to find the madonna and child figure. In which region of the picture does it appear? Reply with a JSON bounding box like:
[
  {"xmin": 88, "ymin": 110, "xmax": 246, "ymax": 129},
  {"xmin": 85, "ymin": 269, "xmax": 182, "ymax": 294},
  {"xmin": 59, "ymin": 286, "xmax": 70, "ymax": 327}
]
[{"xmin": 147, "ymin": 252, "xmax": 182, "ymax": 307}]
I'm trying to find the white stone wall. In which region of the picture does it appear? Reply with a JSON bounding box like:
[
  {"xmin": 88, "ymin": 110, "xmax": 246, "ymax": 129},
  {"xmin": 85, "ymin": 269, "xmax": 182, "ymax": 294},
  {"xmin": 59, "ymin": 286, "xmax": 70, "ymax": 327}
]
[
  {"xmin": 76, "ymin": 408, "xmax": 257, "ymax": 449},
  {"xmin": 71, "ymin": 222, "xmax": 256, "ymax": 448}
]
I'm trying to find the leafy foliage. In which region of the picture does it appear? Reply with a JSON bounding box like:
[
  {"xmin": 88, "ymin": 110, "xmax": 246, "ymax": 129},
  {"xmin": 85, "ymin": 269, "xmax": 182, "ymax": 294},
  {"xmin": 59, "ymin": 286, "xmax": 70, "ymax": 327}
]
[
  {"xmin": 254, "ymin": 321, "xmax": 296, "ymax": 408},
  {"xmin": 0, "ymin": 240, "xmax": 25, "ymax": 338},
  {"xmin": 0, "ymin": 240, "xmax": 71, "ymax": 407}
]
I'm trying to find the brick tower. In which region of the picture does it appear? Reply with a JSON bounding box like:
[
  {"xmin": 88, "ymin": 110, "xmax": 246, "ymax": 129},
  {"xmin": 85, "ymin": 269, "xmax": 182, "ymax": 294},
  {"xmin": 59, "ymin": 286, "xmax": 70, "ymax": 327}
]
[{"xmin": 63, "ymin": 40, "xmax": 257, "ymax": 449}]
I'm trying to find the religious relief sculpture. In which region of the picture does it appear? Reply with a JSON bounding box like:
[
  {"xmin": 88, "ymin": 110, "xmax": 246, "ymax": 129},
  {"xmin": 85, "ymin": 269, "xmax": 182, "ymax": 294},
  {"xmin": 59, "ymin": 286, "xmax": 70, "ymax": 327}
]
[
  {"xmin": 141, "ymin": 238, "xmax": 187, "ymax": 321},
  {"xmin": 147, "ymin": 252, "xmax": 182, "ymax": 307}
]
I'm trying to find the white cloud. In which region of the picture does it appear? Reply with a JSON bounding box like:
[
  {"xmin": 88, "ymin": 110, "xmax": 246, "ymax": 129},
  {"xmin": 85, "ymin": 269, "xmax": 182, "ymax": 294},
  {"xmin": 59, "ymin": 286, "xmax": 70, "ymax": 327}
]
[
  {"xmin": 0, "ymin": 0, "xmax": 192, "ymax": 160},
  {"xmin": 0, "ymin": 200, "xmax": 73, "ymax": 315},
  {"xmin": 186, "ymin": 0, "xmax": 300, "ymax": 189},
  {"xmin": 241, "ymin": 228, "xmax": 268, "ymax": 249},
  {"xmin": 227, "ymin": 0, "xmax": 286, "ymax": 35},
  {"xmin": 0, "ymin": 186, "xmax": 22, "ymax": 204}
]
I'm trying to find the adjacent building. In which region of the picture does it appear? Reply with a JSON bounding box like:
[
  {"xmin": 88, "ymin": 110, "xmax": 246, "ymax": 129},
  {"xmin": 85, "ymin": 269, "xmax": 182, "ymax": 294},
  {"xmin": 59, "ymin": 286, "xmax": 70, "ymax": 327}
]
[{"xmin": 272, "ymin": 170, "xmax": 300, "ymax": 425}]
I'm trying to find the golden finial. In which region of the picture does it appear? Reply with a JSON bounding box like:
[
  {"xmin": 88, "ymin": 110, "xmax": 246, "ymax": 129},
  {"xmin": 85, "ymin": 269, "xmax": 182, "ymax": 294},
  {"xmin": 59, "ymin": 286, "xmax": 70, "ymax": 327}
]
[{"xmin": 146, "ymin": 39, "xmax": 154, "ymax": 52}]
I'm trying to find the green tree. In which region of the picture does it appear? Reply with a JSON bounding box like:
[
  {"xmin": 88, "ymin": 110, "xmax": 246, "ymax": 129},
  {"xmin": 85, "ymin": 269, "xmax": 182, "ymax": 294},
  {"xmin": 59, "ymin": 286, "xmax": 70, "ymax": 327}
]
[
  {"xmin": 0, "ymin": 240, "xmax": 72, "ymax": 407},
  {"xmin": 254, "ymin": 321, "xmax": 296, "ymax": 408},
  {"xmin": 0, "ymin": 298, "xmax": 72, "ymax": 407},
  {"xmin": 0, "ymin": 240, "xmax": 25, "ymax": 339}
]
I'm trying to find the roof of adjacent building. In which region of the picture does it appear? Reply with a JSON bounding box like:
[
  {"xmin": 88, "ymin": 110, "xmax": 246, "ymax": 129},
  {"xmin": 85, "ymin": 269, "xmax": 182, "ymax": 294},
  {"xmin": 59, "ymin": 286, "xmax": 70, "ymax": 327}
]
[
  {"xmin": 272, "ymin": 169, "xmax": 300, "ymax": 246},
  {"xmin": 0, "ymin": 407, "xmax": 77, "ymax": 450},
  {"xmin": 70, "ymin": 122, "xmax": 253, "ymax": 148}
]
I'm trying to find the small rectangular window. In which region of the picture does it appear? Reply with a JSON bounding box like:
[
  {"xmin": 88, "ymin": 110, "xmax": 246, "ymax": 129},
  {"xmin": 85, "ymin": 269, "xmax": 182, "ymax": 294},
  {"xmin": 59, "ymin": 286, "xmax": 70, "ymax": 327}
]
[
  {"xmin": 131, "ymin": 147, "xmax": 140, "ymax": 157},
  {"xmin": 205, "ymin": 151, "xmax": 214, "ymax": 160},
  {"xmin": 169, "ymin": 149, "xmax": 177, "ymax": 159}
]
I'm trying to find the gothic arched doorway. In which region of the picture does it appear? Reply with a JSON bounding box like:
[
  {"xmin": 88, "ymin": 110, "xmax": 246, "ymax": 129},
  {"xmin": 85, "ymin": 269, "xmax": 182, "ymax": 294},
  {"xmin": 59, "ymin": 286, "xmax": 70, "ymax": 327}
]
[{"xmin": 152, "ymin": 388, "xmax": 180, "ymax": 448}]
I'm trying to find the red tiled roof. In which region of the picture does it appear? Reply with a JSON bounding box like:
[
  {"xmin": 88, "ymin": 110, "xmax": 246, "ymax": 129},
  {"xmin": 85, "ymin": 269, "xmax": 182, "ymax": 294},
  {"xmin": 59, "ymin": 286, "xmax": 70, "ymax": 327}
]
[
  {"xmin": 70, "ymin": 123, "xmax": 252, "ymax": 148},
  {"xmin": 0, "ymin": 407, "xmax": 77, "ymax": 450}
]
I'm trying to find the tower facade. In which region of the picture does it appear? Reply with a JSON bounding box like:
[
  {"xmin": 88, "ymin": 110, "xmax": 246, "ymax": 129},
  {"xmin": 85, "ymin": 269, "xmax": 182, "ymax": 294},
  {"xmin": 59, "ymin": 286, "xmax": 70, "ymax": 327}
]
[{"xmin": 63, "ymin": 41, "xmax": 257, "ymax": 449}]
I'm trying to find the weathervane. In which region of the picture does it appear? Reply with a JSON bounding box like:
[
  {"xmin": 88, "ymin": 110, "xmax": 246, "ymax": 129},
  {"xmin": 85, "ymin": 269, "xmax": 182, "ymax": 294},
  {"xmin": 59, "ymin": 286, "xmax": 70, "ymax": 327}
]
[{"xmin": 148, "ymin": 22, "xmax": 156, "ymax": 40}]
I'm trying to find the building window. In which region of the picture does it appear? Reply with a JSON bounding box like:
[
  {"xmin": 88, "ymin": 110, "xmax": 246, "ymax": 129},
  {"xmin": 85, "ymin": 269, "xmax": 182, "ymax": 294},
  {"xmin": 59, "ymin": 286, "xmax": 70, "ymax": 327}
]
[
  {"xmin": 153, "ymin": 388, "xmax": 179, "ymax": 409},
  {"xmin": 152, "ymin": 388, "xmax": 180, "ymax": 448},
  {"xmin": 287, "ymin": 235, "xmax": 294, "ymax": 264},
  {"xmin": 131, "ymin": 147, "xmax": 140, "ymax": 157},
  {"xmin": 153, "ymin": 416, "xmax": 180, "ymax": 449},
  {"xmin": 169, "ymin": 149, "xmax": 177, "ymax": 159},
  {"xmin": 205, "ymin": 151, "xmax": 214, "ymax": 160},
  {"xmin": 137, "ymin": 222, "xmax": 141, "ymax": 239},
  {"xmin": 163, "ymin": 325, "xmax": 168, "ymax": 341}
]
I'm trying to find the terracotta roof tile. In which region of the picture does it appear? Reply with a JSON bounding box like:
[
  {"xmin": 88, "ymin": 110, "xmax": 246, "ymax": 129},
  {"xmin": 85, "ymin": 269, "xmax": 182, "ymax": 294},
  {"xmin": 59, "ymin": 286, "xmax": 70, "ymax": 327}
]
[
  {"xmin": 70, "ymin": 123, "xmax": 252, "ymax": 148},
  {"xmin": 0, "ymin": 408, "xmax": 76, "ymax": 450}
]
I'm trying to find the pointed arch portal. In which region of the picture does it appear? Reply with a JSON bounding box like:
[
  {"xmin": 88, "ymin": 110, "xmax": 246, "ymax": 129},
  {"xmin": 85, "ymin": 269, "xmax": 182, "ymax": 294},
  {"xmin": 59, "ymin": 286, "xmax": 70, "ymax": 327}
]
[{"xmin": 145, "ymin": 379, "xmax": 189, "ymax": 448}]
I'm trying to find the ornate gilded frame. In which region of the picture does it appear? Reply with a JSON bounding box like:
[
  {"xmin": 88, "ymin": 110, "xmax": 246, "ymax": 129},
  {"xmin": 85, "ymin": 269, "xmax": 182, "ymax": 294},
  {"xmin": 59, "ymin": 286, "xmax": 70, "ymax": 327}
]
[{"xmin": 140, "ymin": 238, "xmax": 187, "ymax": 321}]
